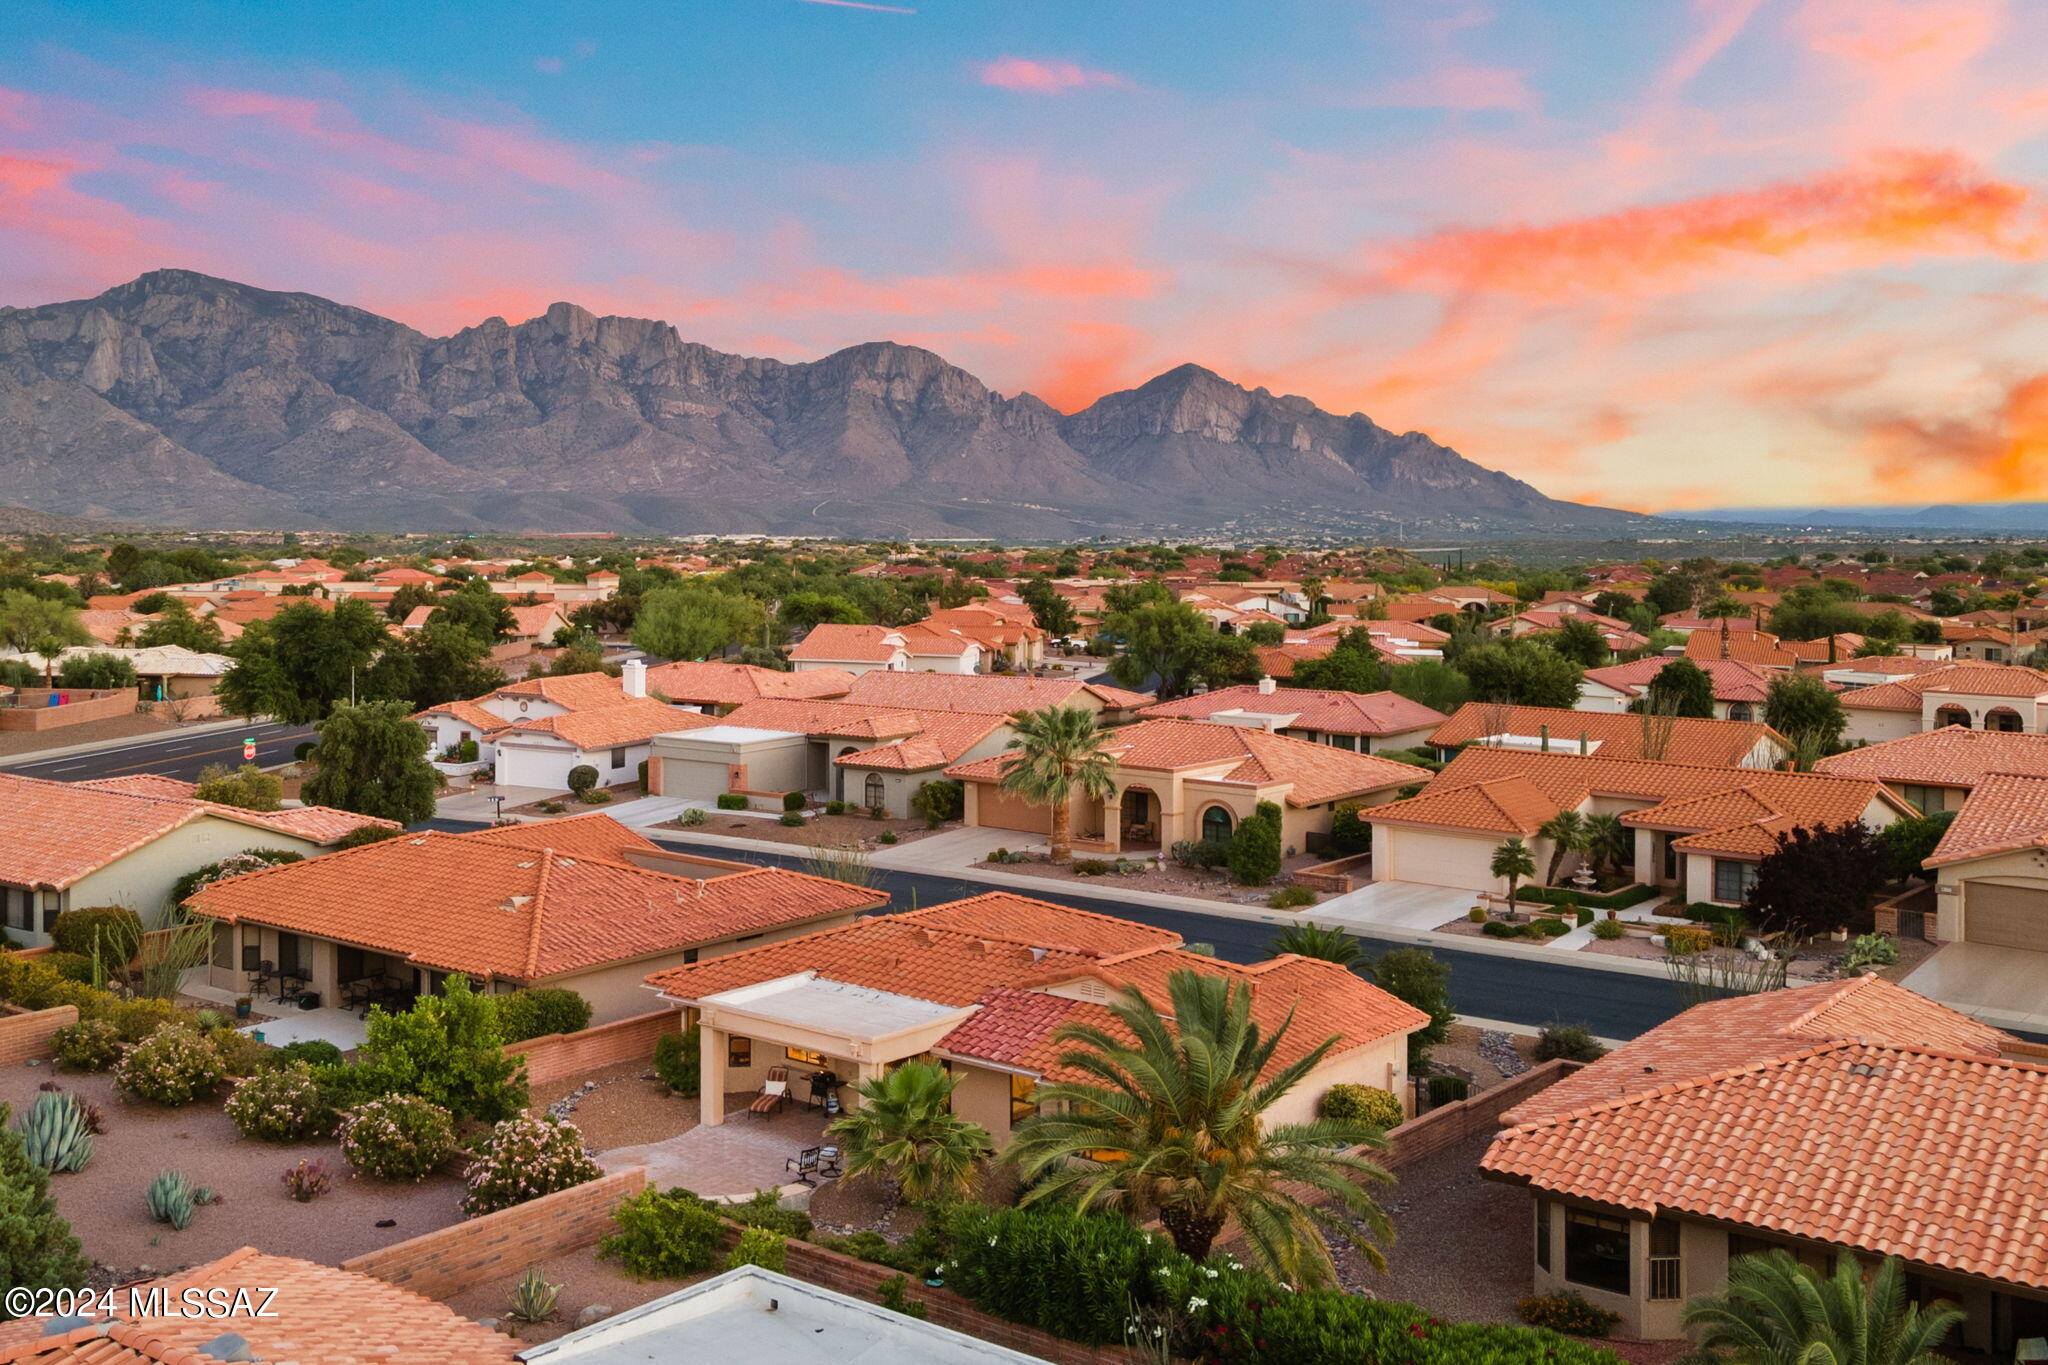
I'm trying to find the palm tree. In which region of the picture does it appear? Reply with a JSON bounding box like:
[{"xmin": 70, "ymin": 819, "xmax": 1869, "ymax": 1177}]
[
  {"xmin": 1265, "ymin": 922, "xmax": 1362, "ymax": 969},
  {"xmin": 1006, "ymin": 970, "xmax": 1395, "ymax": 1287},
  {"xmin": 1536, "ymin": 811, "xmax": 1586, "ymax": 887},
  {"xmin": 827, "ymin": 1060, "xmax": 992, "ymax": 1204},
  {"xmin": 998, "ymin": 704, "xmax": 1117, "ymax": 864},
  {"xmin": 1490, "ymin": 836, "xmax": 1536, "ymax": 919},
  {"xmin": 1581, "ymin": 812, "xmax": 1629, "ymax": 882},
  {"xmin": 1681, "ymin": 1250, "xmax": 1960, "ymax": 1365}
]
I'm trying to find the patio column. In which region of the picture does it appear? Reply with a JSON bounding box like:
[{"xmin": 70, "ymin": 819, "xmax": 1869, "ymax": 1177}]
[{"xmin": 700, "ymin": 1026, "xmax": 727, "ymax": 1125}]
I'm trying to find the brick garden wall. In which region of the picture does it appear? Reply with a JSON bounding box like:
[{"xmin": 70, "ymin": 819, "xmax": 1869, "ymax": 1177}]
[
  {"xmin": 0, "ymin": 689, "xmax": 135, "ymax": 731},
  {"xmin": 0, "ymin": 1005, "xmax": 78, "ymax": 1065},
  {"xmin": 504, "ymin": 1009, "xmax": 680, "ymax": 1086},
  {"xmin": 340, "ymin": 1167, "xmax": 650, "ymax": 1300},
  {"xmin": 1381, "ymin": 1057, "xmax": 1583, "ymax": 1170}
]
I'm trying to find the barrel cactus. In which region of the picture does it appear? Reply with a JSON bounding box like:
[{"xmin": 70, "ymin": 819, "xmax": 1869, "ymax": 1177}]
[{"xmin": 16, "ymin": 1089, "xmax": 93, "ymax": 1173}]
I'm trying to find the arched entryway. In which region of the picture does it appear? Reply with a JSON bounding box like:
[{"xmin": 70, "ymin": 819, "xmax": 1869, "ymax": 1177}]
[
  {"xmin": 1200, "ymin": 804, "xmax": 1235, "ymax": 845},
  {"xmin": 1119, "ymin": 786, "xmax": 1158, "ymax": 850},
  {"xmin": 1935, "ymin": 705, "xmax": 1972, "ymax": 729},
  {"xmin": 833, "ymin": 746, "xmax": 861, "ymax": 801},
  {"xmin": 1987, "ymin": 707, "xmax": 2024, "ymax": 732}
]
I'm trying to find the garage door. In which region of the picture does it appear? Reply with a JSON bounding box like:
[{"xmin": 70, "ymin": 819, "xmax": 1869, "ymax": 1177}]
[
  {"xmin": 973, "ymin": 785, "xmax": 1052, "ymax": 834},
  {"xmin": 1964, "ymin": 882, "xmax": 2048, "ymax": 950},
  {"xmin": 661, "ymin": 756, "xmax": 731, "ymax": 801},
  {"xmin": 1383, "ymin": 829, "xmax": 1495, "ymax": 890}
]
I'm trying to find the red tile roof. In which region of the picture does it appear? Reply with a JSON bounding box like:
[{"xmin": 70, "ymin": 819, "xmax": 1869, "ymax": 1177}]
[
  {"xmin": 510, "ymin": 695, "xmax": 719, "ymax": 750},
  {"xmin": 1813, "ymin": 725, "xmax": 2048, "ymax": 789},
  {"xmin": 642, "ymin": 660, "xmax": 857, "ymax": 707},
  {"xmin": 1483, "ymin": 1041, "xmax": 2048, "ymax": 1293},
  {"xmin": 0, "ymin": 1246, "xmax": 515, "ymax": 1364},
  {"xmin": 1582, "ymin": 656, "xmax": 1780, "ymax": 705},
  {"xmin": 948, "ymin": 717, "xmax": 1429, "ymax": 806},
  {"xmin": 843, "ymin": 671, "xmax": 1152, "ymax": 715},
  {"xmin": 1428, "ymin": 703, "xmax": 1781, "ymax": 766},
  {"xmin": 1925, "ymin": 771, "xmax": 2048, "ymax": 865},
  {"xmin": 186, "ymin": 818, "xmax": 885, "ymax": 982},
  {"xmin": 0, "ymin": 773, "xmax": 396, "ymax": 890},
  {"xmin": 1840, "ymin": 662, "xmax": 2048, "ymax": 712},
  {"xmin": 1139, "ymin": 685, "xmax": 1446, "ymax": 737},
  {"xmin": 789, "ymin": 624, "xmax": 905, "ymax": 663},
  {"xmin": 719, "ymin": 697, "xmax": 1008, "ymax": 769},
  {"xmin": 1502, "ymin": 975, "xmax": 2012, "ymax": 1126}
]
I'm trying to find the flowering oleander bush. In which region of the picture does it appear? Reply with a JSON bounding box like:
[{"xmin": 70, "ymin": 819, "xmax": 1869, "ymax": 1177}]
[
  {"xmin": 337, "ymin": 1095, "xmax": 458, "ymax": 1182},
  {"xmin": 112, "ymin": 1026, "xmax": 225, "ymax": 1107},
  {"xmin": 224, "ymin": 1062, "xmax": 337, "ymax": 1142},
  {"xmin": 460, "ymin": 1114, "xmax": 603, "ymax": 1216},
  {"xmin": 50, "ymin": 1019, "xmax": 123, "ymax": 1072}
]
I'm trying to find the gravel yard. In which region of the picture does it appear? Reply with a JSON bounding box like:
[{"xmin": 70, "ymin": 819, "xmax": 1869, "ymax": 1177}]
[
  {"xmin": 0, "ymin": 1065, "xmax": 465, "ymax": 1280},
  {"xmin": 443, "ymin": 1246, "xmax": 703, "ymax": 1347},
  {"xmin": 531, "ymin": 1060, "xmax": 693, "ymax": 1152},
  {"xmin": 1336, "ymin": 1129, "xmax": 1531, "ymax": 1323}
]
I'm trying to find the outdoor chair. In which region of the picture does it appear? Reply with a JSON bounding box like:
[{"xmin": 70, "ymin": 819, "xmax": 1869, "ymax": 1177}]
[
  {"xmin": 748, "ymin": 1067, "xmax": 791, "ymax": 1118},
  {"xmin": 785, "ymin": 1145, "xmax": 822, "ymax": 1186},
  {"xmin": 817, "ymin": 1145, "xmax": 843, "ymax": 1179},
  {"xmin": 247, "ymin": 959, "xmax": 276, "ymax": 999}
]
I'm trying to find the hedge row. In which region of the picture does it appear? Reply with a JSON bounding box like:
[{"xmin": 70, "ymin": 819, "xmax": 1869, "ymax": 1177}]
[{"xmin": 1514, "ymin": 883, "xmax": 1659, "ymax": 911}]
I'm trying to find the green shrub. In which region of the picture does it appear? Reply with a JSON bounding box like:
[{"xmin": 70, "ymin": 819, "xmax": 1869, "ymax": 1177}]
[
  {"xmin": 34, "ymin": 952, "xmax": 94, "ymax": 984},
  {"xmin": 678, "ymin": 807, "xmax": 708, "ymax": 826},
  {"xmin": 566, "ymin": 764, "xmax": 599, "ymax": 795},
  {"xmin": 1534, "ymin": 1025, "xmax": 1607, "ymax": 1063},
  {"xmin": 716, "ymin": 793, "xmax": 748, "ymax": 811},
  {"xmin": 908, "ymin": 779, "xmax": 964, "ymax": 829},
  {"xmin": 1516, "ymin": 1291, "xmax": 1621, "ymax": 1337},
  {"xmin": 1844, "ymin": 932, "xmax": 1900, "ymax": 972},
  {"xmin": 335, "ymin": 825, "xmax": 405, "ymax": 850},
  {"xmin": 1316, "ymin": 1083, "xmax": 1403, "ymax": 1128},
  {"xmin": 1227, "ymin": 800, "xmax": 1283, "ymax": 886},
  {"xmin": 48, "ymin": 905, "xmax": 143, "ymax": 963},
  {"xmin": 461, "ymin": 1115, "xmax": 603, "ymax": 1216},
  {"xmin": 653, "ymin": 1026, "xmax": 701, "ymax": 1097},
  {"xmin": 1481, "ymin": 920, "xmax": 1520, "ymax": 938},
  {"xmin": 1170, "ymin": 837, "xmax": 1231, "ymax": 869},
  {"xmin": 1328, "ymin": 800, "xmax": 1371, "ymax": 852},
  {"xmin": 722, "ymin": 1187, "xmax": 812, "ymax": 1239},
  {"xmin": 1529, "ymin": 917, "xmax": 1571, "ymax": 938},
  {"xmin": 1575, "ymin": 906, "xmax": 1595, "ymax": 927},
  {"xmin": 496, "ymin": 987, "xmax": 593, "ymax": 1043},
  {"xmin": 825, "ymin": 799, "xmax": 846, "ymax": 816},
  {"xmin": 1663, "ymin": 924, "xmax": 1713, "ymax": 955},
  {"xmin": 357, "ymin": 974, "xmax": 527, "ymax": 1122},
  {"xmin": 637, "ymin": 758, "xmax": 649, "ymax": 790},
  {"xmin": 337, "ymin": 1095, "xmax": 458, "ymax": 1181},
  {"xmin": 779, "ymin": 811, "xmax": 804, "ymax": 826},
  {"xmin": 293, "ymin": 741, "xmax": 316, "ymax": 762},
  {"xmin": 579, "ymin": 789, "xmax": 613, "ymax": 805},
  {"xmin": 867, "ymin": 804, "xmax": 887, "ymax": 819},
  {"xmin": 1072, "ymin": 858, "xmax": 1112, "ymax": 876},
  {"xmin": 224, "ymin": 1062, "xmax": 337, "ymax": 1142},
  {"xmin": 1467, "ymin": 906, "xmax": 1488, "ymax": 923},
  {"xmin": 879, "ymin": 830, "xmax": 898, "ymax": 844},
  {"xmin": 50, "ymin": 1019, "xmax": 123, "ymax": 1072},
  {"xmin": 598, "ymin": 1185, "xmax": 725, "ymax": 1278},
  {"xmin": 1267, "ymin": 885, "xmax": 1318, "ymax": 909},
  {"xmin": 782, "ymin": 790, "xmax": 807, "ymax": 812},
  {"xmin": 1427, "ymin": 1074, "xmax": 1470, "ymax": 1106},
  {"xmin": 113, "ymin": 1026, "xmax": 225, "ymax": 1106},
  {"xmin": 727, "ymin": 1225, "xmax": 788, "ymax": 1272},
  {"xmin": 1591, "ymin": 918, "xmax": 1627, "ymax": 941},
  {"xmin": 208, "ymin": 1027, "xmax": 272, "ymax": 1078},
  {"xmin": 270, "ymin": 1039, "xmax": 344, "ymax": 1070},
  {"xmin": 1515, "ymin": 882, "xmax": 1657, "ymax": 911},
  {"xmin": 104, "ymin": 997, "xmax": 186, "ymax": 1043}
]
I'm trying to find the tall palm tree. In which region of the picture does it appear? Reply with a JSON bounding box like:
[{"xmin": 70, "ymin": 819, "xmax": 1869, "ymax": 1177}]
[
  {"xmin": 1264, "ymin": 922, "xmax": 1362, "ymax": 969},
  {"xmin": 1681, "ymin": 1250, "xmax": 1960, "ymax": 1365},
  {"xmin": 1005, "ymin": 970, "xmax": 1395, "ymax": 1287},
  {"xmin": 998, "ymin": 704, "xmax": 1117, "ymax": 864},
  {"xmin": 828, "ymin": 1060, "xmax": 992, "ymax": 1204},
  {"xmin": 1581, "ymin": 812, "xmax": 1629, "ymax": 882},
  {"xmin": 1490, "ymin": 836, "xmax": 1537, "ymax": 919},
  {"xmin": 1536, "ymin": 811, "xmax": 1586, "ymax": 887}
]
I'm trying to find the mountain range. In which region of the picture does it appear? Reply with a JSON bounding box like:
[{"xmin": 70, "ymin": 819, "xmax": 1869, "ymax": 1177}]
[
  {"xmin": 0, "ymin": 270, "xmax": 1640, "ymax": 539},
  {"xmin": 1678, "ymin": 503, "xmax": 2048, "ymax": 531}
]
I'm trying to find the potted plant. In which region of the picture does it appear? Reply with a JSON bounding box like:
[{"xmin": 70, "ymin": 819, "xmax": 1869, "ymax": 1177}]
[{"xmin": 234, "ymin": 995, "xmax": 252, "ymax": 1019}]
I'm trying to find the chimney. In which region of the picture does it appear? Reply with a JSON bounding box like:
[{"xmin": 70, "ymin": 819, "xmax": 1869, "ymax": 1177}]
[
  {"xmin": 1257, "ymin": 677, "xmax": 1277, "ymax": 696},
  {"xmin": 622, "ymin": 658, "xmax": 647, "ymax": 698}
]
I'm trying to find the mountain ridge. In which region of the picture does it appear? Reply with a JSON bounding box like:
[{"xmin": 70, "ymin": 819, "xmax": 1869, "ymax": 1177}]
[{"xmin": 0, "ymin": 269, "xmax": 1643, "ymax": 537}]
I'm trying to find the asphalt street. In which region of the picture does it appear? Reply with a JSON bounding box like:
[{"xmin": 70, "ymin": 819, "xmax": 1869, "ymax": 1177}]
[{"xmin": 0, "ymin": 719, "xmax": 318, "ymax": 783}]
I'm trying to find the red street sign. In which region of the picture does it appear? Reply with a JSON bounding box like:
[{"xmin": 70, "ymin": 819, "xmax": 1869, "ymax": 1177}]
[{"xmin": 243, "ymin": 738, "xmax": 257, "ymax": 762}]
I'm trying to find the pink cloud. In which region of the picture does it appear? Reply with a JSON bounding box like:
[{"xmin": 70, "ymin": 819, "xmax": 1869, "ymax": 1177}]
[
  {"xmin": 796, "ymin": 0, "xmax": 915, "ymax": 12},
  {"xmin": 1362, "ymin": 59, "xmax": 1537, "ymax": 112},
  {"xmin": 974, "ymin": 57, "xmax": 1131, "ymax": 96}
]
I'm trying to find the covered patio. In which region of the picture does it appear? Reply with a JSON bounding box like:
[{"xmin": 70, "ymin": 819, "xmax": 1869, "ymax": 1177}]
[
  {"xmin": 597, "ymin": 1098, "xmax": 839, "ymax": 1198},
  {"xmin": 689, "ymin": 972, "xmax": 977, "ymax": 1126}
]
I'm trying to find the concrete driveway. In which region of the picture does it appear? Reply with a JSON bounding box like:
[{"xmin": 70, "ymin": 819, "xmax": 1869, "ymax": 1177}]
[
  {"xmin": 1301, "ymin": 880, "xmax": 1479, "ymax": 933},
  {"xmin": 1901, "ymin": 942, "xmax": 2048, "ymax": 1031}
]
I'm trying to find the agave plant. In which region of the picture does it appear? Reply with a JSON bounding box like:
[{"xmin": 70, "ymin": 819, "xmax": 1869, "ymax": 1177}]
[
  {"xmin": 145, "ymin": 1170, "xmax": 197, "ymax": 1230},
  {"xmin": 15, "ymin": 1089, "xmax": 93, "ymax": 1174},
  {"xmin": 507, "ymin": 1266, "xmax": 562, "ymax": 1325}
]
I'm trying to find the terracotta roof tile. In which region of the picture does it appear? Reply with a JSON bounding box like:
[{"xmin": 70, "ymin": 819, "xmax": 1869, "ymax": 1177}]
[
  {"xmin": 1840, "ymin": 662, "xmax": 2048, "ymax": 711},
  {"xmin": 509, "ymin": 696, "xmax": 719, "ymax": 750},
  {"xmin": 1483, "ymin": 1041, "xmax": 2048, "ymax": 1292},
  {"xmin": 1813, "ymin": 725, "xmax": 2048, "ymax": 789},
  {"xmin": 1926, "ymin": 771, "xmax": 2048, "ymax": 865},
  {"xmin": 187, "ymin": 818, "xmax": 884, "ymax": 982},
  {"xmin": 844, "ymin": 672, "xmax": 1152, "ymax": 715},
  {"xmin": 1139, "ymin": 686, "xmax": 1446, "ymax": 737},
  {"xmin": 1429, "ymin": 703, "xmax": 1780, "ymax": 766},
  {"xmin": 789, "ymin": 624, "xmax": 904, "ymax": 663},
  {"xmin": 642, "ymin": 661, "xmax": 857, "ymax": 707}
]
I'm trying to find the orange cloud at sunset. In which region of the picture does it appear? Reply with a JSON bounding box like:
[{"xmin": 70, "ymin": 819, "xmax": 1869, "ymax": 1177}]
[{"xmin": 1382, "ymin": 150, "xmax": 2038, "ymax": 299}]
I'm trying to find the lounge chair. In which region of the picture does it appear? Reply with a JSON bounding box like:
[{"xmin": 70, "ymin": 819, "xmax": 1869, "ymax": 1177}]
[{"xmin": 748, "ymin": 1067, "xmax": 791, "ymax": 1118}]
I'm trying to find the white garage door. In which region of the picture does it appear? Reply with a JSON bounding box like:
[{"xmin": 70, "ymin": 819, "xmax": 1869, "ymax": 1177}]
[
  {"xmin": 1382, "ymin": 829, "xmax": 1498, "ymax": 890},
  {"xmin": 1964, "ymin": 882, "xmax": 2048, "ymax": 951},
  {"xmin": 661, "ymin": 756, "xmax": 731, "ymax": 802}
]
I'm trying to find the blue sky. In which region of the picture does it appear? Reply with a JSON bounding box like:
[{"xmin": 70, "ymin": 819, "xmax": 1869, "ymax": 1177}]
[{"xmin": 7, "ymin": 1, "xmax": 2048, "ymax": 511}]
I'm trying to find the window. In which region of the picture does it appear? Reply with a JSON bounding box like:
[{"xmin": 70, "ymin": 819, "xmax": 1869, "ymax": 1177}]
[
  {"xmin": 682, "ymin": 947, "xmax": 699, "ymax": 964},
  {"xmin": 1564, "ymin": 1209, "xmax": 1631, "ymax": 1295},
  {"xmin": 1536, "ymin": 1199, "xmax": 1552, "ymax": 1272},
  {"xmin": 1727, "ymin": 703, "xmax": 1752, "ymax": 721},
  {"xmin": 865, "ymin": 773, "xmax": 885, "ymax": 810},
  {"xmin": 1201, "ymin": 806, "xmax": 1235, "ymax": 843},
  {"xmin": 211, "ymin": 924, "xmax": 234, "ymax": 971},
  {"xmin": 1899, "ymin": 784, "xmax": 1942, "ymax": 814},
  {"xmin": 1010, "ymin": 1073, "xmax": 1040, "ymax": 1125},
  {"xmin": 610, "ymin": 746, "xmax": 628, "ymax": 769},
  {"xmin": 1648, "ymin": 1218, "xmax": 1681, "ymax": 1300},
  {"xmin": 241, "ymin": 939, "xmax": 261, "ymax": 973},
  {"xmin": 1712, "ymin": 859, "xmax": 1757, "ymax": 904},
  {"xmin": 728, "ymin": 1036, "xmax": 752, "ymax": 1068},
  {"xmin": 785, "ymin": 1046, "xmax": 826, "ymax": 1066}
]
